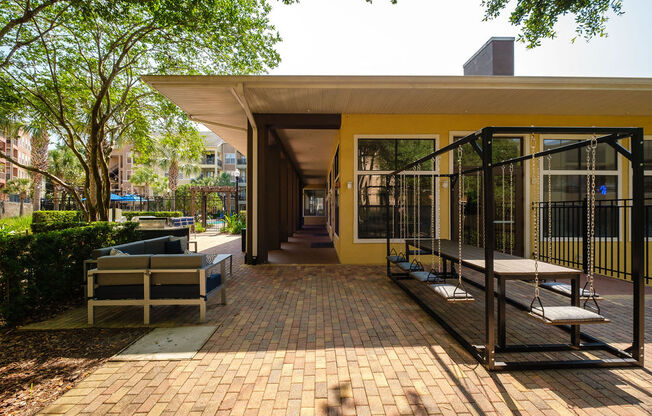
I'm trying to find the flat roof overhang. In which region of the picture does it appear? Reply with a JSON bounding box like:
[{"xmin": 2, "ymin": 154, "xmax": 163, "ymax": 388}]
[{"xmin": 143, "ymin": 75, "xmax": 652, "ymax": 181}]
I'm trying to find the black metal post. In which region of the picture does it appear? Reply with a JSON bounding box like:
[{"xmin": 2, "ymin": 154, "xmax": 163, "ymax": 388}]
[
  {"xmin": 482, "ymin": 128, "xmax": 496, "ymax": 369},
  {"xmin": 385, "ymin": 175, "xmax": 391, "ymax": 278},
  {"xmin": 630, "ymin": 128, "xmax": 645, "ymax": 365}
]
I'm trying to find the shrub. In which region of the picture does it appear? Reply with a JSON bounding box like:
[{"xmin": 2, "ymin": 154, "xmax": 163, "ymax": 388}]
[
  {"xmin": 31, "ymin": 211, "xmax": 85, "ymax": 233},
  {"xmin": 224, "ymin": 213, "xmax": 246, "ymax": 234},
  {"xmin": 123, "ymin": 211, "xmax": 183, "ymax": 220},
  {"xmin": 0, "ymin": 222, "xmax": 139, "ymax": 327},
  {"xmin": 194, "ymin": 223, "xmax": 205, "ymax": 233}
]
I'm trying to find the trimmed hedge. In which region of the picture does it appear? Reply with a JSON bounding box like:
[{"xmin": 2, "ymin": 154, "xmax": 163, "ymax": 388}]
[
  {"xmin": 0, "ymin": 222, "xmax": 140, "ymax": 327},
  {"xmin": 123, "ymin": 211, "xmax": 183, "ymax": 220},
  {"xmin": 31, "ymin": 211, "xmax": 85, "ymax": 233}
]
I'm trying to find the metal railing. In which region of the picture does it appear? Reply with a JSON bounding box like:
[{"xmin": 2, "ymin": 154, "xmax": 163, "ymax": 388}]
[{"xmin": 534, "ymin": 198, "xmax": 652, "ymax": 284}]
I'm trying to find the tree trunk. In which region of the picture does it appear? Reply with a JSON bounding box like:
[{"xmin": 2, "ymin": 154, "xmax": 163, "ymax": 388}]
[
  {"xmin": 19, "ymin": 197, "xmax": 24, "ymax": 216},
  {"xmin": 32, "ymin": 173, "xmax": 42, "ymax": 211},
  {"xmin": 171, "ymin": 189, "xmax": 176, "ymax": 210},
  {"xmin": 53, "ymin": 186, "xmax": 60, "ymax": 210},
  {"xmin": 169, "ymin": 160, "xmax": 178, "ymax": 211}
]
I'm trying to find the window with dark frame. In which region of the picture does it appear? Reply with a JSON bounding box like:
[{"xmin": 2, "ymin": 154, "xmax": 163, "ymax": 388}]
[
  {"xmin": 356, "ymin": 138, "xmax": 436, "ymax": 240},
  {"xmin": 303, "ymin": 190, "xmax": 325, "ymax": 217}
]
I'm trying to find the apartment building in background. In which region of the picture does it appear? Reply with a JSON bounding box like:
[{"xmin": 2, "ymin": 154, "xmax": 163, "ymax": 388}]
[
  {"xmin": 107, "ymin": 131, "xmax": 246, "ymax": 211},
  {"xmin": 0, "ymin": 131, "xmax": 32, "ymax": 202}
]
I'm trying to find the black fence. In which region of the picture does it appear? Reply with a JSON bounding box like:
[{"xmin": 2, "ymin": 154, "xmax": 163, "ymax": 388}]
[{"xmin": 535, "ymin": 198, "xmax": 652, "ymax": 284}]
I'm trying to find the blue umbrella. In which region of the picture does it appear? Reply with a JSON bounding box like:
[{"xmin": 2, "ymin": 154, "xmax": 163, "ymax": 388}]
[{"xmin": 83, "ymin": 193, "xmax": 124, "ymax": 201}]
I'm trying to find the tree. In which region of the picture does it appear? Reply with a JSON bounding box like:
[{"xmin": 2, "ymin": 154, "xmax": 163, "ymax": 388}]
[
  {"xmin": 146, "ymin": 99, "xmax": 203, "ymax": 210},
  {"xmin": 2, "ymin": 178, "xmax": 32, "ymax": 216},
  {"xmin": 0, "ymin": 0, "xmax": 72, "ymax": 69},
  {"xmin": 24, "ymin": 121, "xmax": 49, "ymax": 210},
  {"xmin": 47, "ymin": 144, "xmax": 82, "ymax": 209},
  {"xmin": 482, "ymin": 0, "xmax": 624, "ymax": 48},
  {"xmin": 129, "ymin": 166, "xmax": 158, "ymax": 198},
  {"xmin": 1, "ymin": 0, "xmax": 282, "ymax": 221},
  {"xmin": 217, "ymin": 172, "xmax": 235, "ymax": 187}
]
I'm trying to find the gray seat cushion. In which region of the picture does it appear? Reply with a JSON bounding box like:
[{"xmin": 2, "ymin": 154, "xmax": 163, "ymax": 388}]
[
  {"xmin": 386, "ymin": 255, "xmax": 405, "ymax": 263},
  {"xmin": 530, "ymin": 306, "xmax": 608, "ymax": 324},
  {"xmin": 410, "ymin": 271, "xmax": 443, "ymax": 282},
  {"xmin": 169, "ymin": 236, "xmax": 189, "ymax": 251},
  {"xmin": 144, "ymin": 236, "xmax": 170, "ymax": 255},
  {"xmin": 150, "ymin": 254, "xmax": 206, "ymax": 269},
  {"xmin": 149, "ymin": 254, "xmax": 207, "ymax": 285},
  {"xmin": 397, "ymin": 262, "xmax": 422, "ymax": 271},
  {"xmin": 95, "ymin": 255, "xmax": 150, "ymax": 285},
  {"xmin": 429, "ymin": 284, "xmax": 473, "ymax": 301},
  {"xmin": 540, "ymin": 282, "xmax": 598, "ymax": 298}
]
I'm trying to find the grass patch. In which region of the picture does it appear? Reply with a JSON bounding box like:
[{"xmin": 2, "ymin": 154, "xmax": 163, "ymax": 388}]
[{"xmin": 0, "ymin": 216, "xmax": 32, "ymax": 236}]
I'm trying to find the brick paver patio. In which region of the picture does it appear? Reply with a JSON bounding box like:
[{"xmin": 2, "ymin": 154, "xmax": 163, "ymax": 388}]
[{"xmin": 39, "ymin": 236, "xmax": 652, "ymax": 415}]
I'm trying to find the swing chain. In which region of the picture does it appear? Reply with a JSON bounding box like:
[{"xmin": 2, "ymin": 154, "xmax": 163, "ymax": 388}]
[
  {"xmin": 587, "ymin": 136, "xmax": 598, "ymax": 297},
  {"xmin": 501, "ymin": 164, "xmax": 506, "ymax": 253},
  {"xmin": 509, "ymin": 163, "xmax": 514, "ymax": 255},
  {"xmin": 547, "ymin": 154, "xmax": 552, "ymax": 261},
  {"xmin": 530, "ymin": 133, "xmax": 540, "ymax": 298},
  {"xmin": 458, "ymin": 146, "xmax": 464, "ymax": 284}
]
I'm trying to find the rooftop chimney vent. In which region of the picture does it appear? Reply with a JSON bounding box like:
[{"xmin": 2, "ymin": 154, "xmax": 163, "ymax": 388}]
[{"xmin": 463, "ymin": 37, "xmax": 514, "ymax": 76}]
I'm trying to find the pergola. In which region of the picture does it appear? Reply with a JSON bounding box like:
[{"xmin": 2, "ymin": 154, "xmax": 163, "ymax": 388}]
[{"xmin": 189, "ymin": 185, "xmax": 237, "ymax": 228}]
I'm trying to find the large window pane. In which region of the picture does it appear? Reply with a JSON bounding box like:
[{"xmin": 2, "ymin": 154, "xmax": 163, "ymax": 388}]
[
  {"xmin": 303, "ymin": 190, "xmax": 325, "ymax": 216},
  {"xmin": 453, "ymin": 136, "xmax": 521, "ymax": 169},
  {"xmin": 544, "ymin": 139, "xmax": 617, "ymax": 170},
  {"xmin": 546, "ymin": 175, "xmax": 618, "ymax": 201},
  {"xmin": 358, "ymin": 139, "xmax": 395, "ymax": 171},
  {"xmin": 397, "ymin": 140, "xmax": 435, "ymax": 171},
  {"xmin": 644, "ymin": 141, "xmax": 652, "ymax": 167}
]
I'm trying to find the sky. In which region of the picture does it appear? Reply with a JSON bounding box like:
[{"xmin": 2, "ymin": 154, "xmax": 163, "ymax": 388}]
[{"xmin": 267, "ymin": 0, "xmax": 652, "ymax": 77}]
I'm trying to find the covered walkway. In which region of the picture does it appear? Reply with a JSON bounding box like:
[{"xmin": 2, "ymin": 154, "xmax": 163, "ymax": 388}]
[{"xmin": 268, "ymin": 226, "xmax": 339, "ymax": 264}]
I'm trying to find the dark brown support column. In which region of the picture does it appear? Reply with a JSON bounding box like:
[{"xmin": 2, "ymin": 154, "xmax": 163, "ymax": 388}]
[
  {"xmin": 631, "ymin": 128, "xmax": 645, "ymax": 365},
  {"xmin": 246, "ymin": 121, "xmax": 254, "ymax": 264},
  {"xmin": 279, "ymin": 155, "xmax": 289, "ymax": 243},
  {"xmin": 286, "ymin": 164, "xmax": 293, "ymax": 237},
  {"xmin": 255, "ymin": 124, "xmax": 270, "ymax": 263},
  {"xmin": 266, "ymin": 143, "xmax": 281, "ymax": 251}
]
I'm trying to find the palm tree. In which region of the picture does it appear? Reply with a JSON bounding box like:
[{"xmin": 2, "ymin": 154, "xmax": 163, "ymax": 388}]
[
  {"xmin": 24, "ymin": 122, "xmax": 50, "ymax": 211},
  {"xmin": 155, "ymin": 141, "xmax": 200, "ymax": 210},
  {"xmin": 2, "ymin": 178, "xmax": 32, "ymax": 216},
  {"xmin": 48, "ymin": 146, "xmax": 82, "ymax": 210},
  {"xmin": 130, "ymin": 166, "xmax": 158, "ymax": 198}
]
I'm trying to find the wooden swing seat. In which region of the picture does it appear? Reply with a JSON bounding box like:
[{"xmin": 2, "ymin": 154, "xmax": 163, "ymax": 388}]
[
  {"xmin": 409, "ymin": 271, "xmax": 444, "ymax": 282},
  {"xmin": 540, "ymin": 281, "xmax": 601, "ymax": 299},
  {"xmin": 529, "ymin": 306, "xmax": 610, "ymax": 325},
  {"xmin": 428, "ymin": 284, "xmax": 474, "ymax": 303}
]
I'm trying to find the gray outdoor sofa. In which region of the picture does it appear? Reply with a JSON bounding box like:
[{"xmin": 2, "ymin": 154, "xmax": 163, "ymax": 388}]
[{"xmin": 87, "ymin": 236, "xmax": 225, "ymax": 324}]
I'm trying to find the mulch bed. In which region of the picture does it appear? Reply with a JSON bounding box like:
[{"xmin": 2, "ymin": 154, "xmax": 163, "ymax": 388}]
[{"xmin": 0, "ymin": 328, "xmax": 149, "ymax": 416}]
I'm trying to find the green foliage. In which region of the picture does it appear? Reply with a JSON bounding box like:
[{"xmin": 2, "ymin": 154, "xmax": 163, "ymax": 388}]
[
  {"xmin": 2, "ymin": 178, "xmax": 32, "ymax": 199},
  {"xmin": 31, "ymin": 210, "xmax": 85, "ymax": 233},
  {"xmin": 194, "ymin": 223, "xmax": 206, "ymax": 233},
  {"xmin": 0, "ymin": 222, "xmax": 140, "ymax": 327},
  {"xmin": 223, "ymin": 212, "xmax": 246, "ymax": 234},
  {"xmin": 481, "ymin": 0, "xmax": 624, "ymax": 48},
  {"xmin": 123, "ymin": 211, "xmax": 183, "ymax": 220},
  {"xmin": 2, "ymin": 0, "xmax": 283, "ymax": 220},
  {"xmin": 0, "ymin": 215, "xmax": 32, "ymax": 236}
]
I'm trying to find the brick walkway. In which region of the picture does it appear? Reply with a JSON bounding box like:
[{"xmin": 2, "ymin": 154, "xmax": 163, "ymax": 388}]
[{"xmin": 40, "ymin": 237, "xmax": 652, "ymax": 415}]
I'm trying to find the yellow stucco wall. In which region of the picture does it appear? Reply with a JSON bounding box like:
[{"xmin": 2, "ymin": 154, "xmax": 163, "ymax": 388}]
[{"xmin": 330, "ymin": 113, "xmax": 652, "ymax": 266}]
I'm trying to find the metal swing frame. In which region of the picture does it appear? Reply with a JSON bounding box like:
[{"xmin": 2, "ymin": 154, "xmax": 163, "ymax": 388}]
[{"xmin": 384, "ymin": 126, "xmax": 646, "ymax": 371}]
